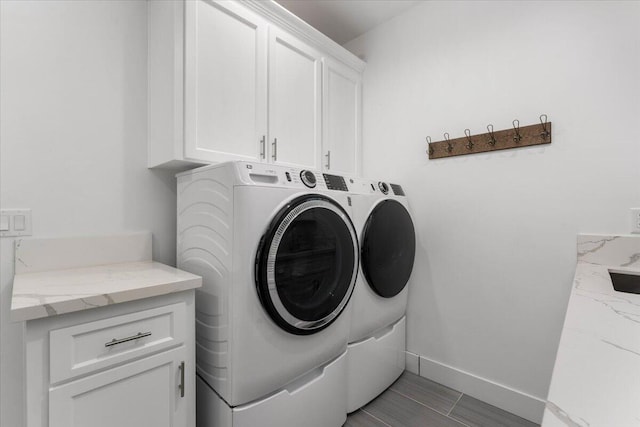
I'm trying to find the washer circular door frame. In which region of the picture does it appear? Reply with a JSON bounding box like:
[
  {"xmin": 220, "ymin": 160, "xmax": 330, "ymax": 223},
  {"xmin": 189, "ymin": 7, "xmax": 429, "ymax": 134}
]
[{"xmin": 255, "ymin": 194, "xmax": 359, "ymax": 335}]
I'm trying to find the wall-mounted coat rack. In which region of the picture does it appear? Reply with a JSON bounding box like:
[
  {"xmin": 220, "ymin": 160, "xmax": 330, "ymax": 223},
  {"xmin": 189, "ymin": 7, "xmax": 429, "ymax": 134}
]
[{"xmin": 427, "ymin": 115, "xmax": 552, "ymax": 159}]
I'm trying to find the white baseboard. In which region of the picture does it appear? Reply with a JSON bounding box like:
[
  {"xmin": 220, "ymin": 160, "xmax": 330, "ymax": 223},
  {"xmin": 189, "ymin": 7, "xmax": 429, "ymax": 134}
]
[
  {"xmin": 417, "ymin": 355, "xmax": 545, "ymax": 424},
  {"xmin": 404, "ymin": 351, "xmax": 419, "ymax": 375}
]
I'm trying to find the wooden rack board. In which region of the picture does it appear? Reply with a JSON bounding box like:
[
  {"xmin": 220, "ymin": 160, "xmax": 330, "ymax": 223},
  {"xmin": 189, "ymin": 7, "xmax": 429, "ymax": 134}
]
[{"xmin": 428, "ymin": 121, "xmax": 552, "ymax": 159}]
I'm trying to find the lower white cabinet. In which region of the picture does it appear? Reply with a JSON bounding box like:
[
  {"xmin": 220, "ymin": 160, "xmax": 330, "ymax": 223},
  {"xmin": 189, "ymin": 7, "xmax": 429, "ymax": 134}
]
[
  {"xmin": 49, "ymin": 348, "xmax": 186, "ymax": 427},
  {"xmin": 25, "ymin": 291, "xmax": 195, "ymax": 427}
]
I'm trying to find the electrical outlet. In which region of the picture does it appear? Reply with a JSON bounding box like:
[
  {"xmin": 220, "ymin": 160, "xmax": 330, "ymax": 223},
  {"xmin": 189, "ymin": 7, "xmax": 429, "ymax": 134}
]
[{"xmin": 631, "ymin": 208, "xmax": 640, "ymax": 234}]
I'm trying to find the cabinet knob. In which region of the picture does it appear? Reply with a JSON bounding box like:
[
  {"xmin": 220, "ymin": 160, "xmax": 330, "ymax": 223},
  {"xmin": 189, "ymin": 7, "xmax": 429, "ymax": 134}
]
[
  {"xmin": 325, "ymin": 151, "xmax": 331, "ymax": 169},
  {"xmin": 260, "ymin": 136, "xmax": 266, "ymax": 159},
  {"xmin": 272, "ymin": 138, "xmax": 278, "ymax": 161}
]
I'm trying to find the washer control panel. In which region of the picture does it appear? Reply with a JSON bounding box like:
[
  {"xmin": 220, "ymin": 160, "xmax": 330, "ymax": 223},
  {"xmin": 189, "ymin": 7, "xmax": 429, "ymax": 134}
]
[
  {"xmin": 390, "ymin": 183, "xmax": 405, "ymax": 196},
  {"xmin": 237, "ymin": 162, "xmax": 355, "ymax": 193},
  {"xmin": 323, "ymin": 174, "xmax": 349, "ymax": 191}
]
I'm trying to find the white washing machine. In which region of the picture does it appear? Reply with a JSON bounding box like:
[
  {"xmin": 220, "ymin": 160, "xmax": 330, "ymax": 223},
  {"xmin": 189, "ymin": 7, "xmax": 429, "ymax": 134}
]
[
  {"xmin": 346, "ymin": 179, "xmax": 416, "ymax": 413},
  {"xmin": 177, "ymin": 161, "xmax": 360, "ymax": 427}
]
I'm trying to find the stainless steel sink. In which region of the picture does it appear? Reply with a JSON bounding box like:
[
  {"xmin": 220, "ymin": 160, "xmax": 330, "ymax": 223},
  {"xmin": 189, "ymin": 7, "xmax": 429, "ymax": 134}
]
[{"xmin": 609, "ymin": 270, "xmax": 640, "ymax": 294}]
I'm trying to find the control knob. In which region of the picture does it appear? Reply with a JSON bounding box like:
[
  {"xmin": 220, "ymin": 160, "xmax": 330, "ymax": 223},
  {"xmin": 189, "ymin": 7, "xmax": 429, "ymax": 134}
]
[
  {"xmin": 300, "ymin": 170, "xmax": 317, "ymax": 188},
  {"xmin": 378, "ymin": 181, "xmax": 389, "ymax": 195}
]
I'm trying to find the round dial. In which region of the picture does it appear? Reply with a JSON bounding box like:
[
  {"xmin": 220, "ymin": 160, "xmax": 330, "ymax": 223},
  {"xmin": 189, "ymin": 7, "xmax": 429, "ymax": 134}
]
[
  {"xmin": 378, "ymin": 181, "xmax": 389, "ymax": 195},
  {"xmin": 300, "ymin": 170, "xmax": 317, "ymax": 188}
]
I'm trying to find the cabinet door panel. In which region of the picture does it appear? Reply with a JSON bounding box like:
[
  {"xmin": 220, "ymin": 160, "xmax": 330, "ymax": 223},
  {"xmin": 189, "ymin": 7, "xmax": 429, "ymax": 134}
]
[
  {"xmin": 185, "ymin": 0, "xmax": 267, "ymax": 163},
  {"xmin": 49, "ymin": 348, "xmax": 186, "ymax": 427},
  {"xmin": 322, "ymin": 59, "xmax": 361, "ymax": 176},
  {"xmin": 269, "ymin": 28, "xmax": 321, "ymax": 169}
]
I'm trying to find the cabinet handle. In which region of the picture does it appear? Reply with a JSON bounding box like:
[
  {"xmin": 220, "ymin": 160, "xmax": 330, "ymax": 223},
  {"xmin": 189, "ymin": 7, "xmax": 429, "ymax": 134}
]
[
  {"xmin": 272, "ymin": 138, "xmax": 277, "ymax": 161},
  {"xmin": 179, "ymin": 361, "xmax": 185, "ymax": 398},
  {"xmin": 260, "ymin": 135, "xmax": 266, "ymax": 159},
  {"xmin": 104, "ymin": 331, "xmax": 152, "ymax": 347},
  {"xmin": 325, "ymin": 150, "xmax": 331, "ymax": 169}
]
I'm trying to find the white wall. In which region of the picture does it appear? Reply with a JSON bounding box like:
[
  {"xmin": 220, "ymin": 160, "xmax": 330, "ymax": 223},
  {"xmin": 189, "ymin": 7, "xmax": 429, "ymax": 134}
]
[
  {"xmin": 345, "ymin": 0, "xmax": 640, "ymax": 422},
  {"xmin": 0, "ymin": 2, "xmax": 177, "ymax": 426}
]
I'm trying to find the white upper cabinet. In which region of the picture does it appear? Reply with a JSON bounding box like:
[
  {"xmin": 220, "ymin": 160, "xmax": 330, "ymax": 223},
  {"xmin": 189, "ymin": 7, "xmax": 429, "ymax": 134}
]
[
  {"xmin": 184, "ymin": 0, "xmax": 268, "ymax": 164},
  {"xmin": 322, "ymin": 58, "xmax": 362, "ymax": 176},
  {"xmin": 268, "ymin": 27, "xmax": 322, "ymax": 170},
  {"xmin": 148, "ymin": 0, "xmax": 365, "ymax": 172}
]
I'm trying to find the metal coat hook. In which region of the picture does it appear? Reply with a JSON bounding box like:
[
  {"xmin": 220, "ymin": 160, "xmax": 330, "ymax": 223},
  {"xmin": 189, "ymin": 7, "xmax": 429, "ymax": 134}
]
[
  {"xmin": 512, "ymin": 119, "xmax": 522, "ymax": 143},
  {"xmin": 539, "ymin": 114, "xmax": 550, "ymax": 140},
  {"xmin": 487, "ymin": 124, "xmax": 497, "ymax": 146},
  {"xmin": 464, "ymin": 129, "xmax": 474, "ymax": 150},
  {"xmin": 444, "ymin": 132, "xmax": 453, "ymax": 153},
  {"xmin": 426, "ymin": 136, "xmax": 433, "ymax": 155}
]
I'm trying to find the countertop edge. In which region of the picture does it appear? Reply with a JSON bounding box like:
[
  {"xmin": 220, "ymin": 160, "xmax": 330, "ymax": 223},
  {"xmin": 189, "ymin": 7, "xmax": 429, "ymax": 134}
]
[{"xmin": 10, "ymin": 261, "xmax": 202, "ymax": 322}]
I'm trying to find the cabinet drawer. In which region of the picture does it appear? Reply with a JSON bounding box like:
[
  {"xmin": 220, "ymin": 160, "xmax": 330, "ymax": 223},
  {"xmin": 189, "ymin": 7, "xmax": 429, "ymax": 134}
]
[{"xmin": 49, "ymin": 302, "xmax": 186, "ymax": 384}]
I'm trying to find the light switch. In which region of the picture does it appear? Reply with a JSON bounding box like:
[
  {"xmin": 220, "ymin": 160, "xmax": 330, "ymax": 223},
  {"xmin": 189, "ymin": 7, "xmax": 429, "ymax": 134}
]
[
  {"xmin": 14, "ymin": 215, "xmax": 26, "ymax": 231},
  {"xmin": 632, "ymin": 208, "xmax": 640, "ymax": 234},
  {"xmin": 0, "ymin": 209, "xmax": 32, "ymax": 237}
]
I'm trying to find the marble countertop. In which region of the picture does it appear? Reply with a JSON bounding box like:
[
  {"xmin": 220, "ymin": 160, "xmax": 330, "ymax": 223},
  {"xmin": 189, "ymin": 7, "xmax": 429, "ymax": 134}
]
[
  {"xmin": 11, "ymin": 261, "xmax": 202, "ymax": 322},
  {"xmin": 542, "ymin": 235, "xmax": 640, "ymax": 426}
]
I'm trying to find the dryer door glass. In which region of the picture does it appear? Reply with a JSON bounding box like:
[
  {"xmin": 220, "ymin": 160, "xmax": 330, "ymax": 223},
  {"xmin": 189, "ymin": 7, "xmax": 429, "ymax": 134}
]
[
  {"xmin": 361, "ymin": 199, "xmax": 416, "ymax": 298},
  {"xmin": 256, "ymin": 195, "xmax": 359, "ymax": 335}
]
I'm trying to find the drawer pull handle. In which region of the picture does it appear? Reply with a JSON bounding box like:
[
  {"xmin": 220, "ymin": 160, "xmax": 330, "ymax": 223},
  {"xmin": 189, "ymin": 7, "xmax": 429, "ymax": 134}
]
[{"xmin": 105, "ymin": 331, "xmax": 152, "ymax": 347}]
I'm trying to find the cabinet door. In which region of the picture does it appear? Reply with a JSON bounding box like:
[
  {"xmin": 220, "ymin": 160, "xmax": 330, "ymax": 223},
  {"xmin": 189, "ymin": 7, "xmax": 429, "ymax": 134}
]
[
  {"xmin": 49, "ymin": 348, "xmax": 187, "ymax": 427},
  {"xmin": 184, "ymin": 0, "xmax": 268, "ymax": 163},
  {"xmin": 268, "ymin": 27, "xmax": 322, "ymax": 170},
  {"xmin": 322, "ymin": 58, "xmax": 362, "ymax": 176}
]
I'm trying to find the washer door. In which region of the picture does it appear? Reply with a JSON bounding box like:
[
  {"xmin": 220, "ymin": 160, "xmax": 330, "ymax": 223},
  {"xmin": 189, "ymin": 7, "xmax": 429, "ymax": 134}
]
[
  {"xmin": 361, "ymin": 199, "xmax": 416, "ymax": 298},
  {"xmin": 255, "ymin": 194, "xmax": 359, "ymax": 335}
]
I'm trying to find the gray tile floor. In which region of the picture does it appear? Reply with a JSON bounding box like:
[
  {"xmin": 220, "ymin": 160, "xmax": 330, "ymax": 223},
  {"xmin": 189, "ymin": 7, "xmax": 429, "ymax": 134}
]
[{"xmin": 344, "ymin": 371, "xmax": 539, "ymax": 427}]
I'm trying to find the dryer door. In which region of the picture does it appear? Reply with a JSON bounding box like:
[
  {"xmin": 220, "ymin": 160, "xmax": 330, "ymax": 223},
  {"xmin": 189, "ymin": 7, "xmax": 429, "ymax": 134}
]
[
  {"xmin": 361, "ymin": 199, "xmax": 416, "ymax": 298},
  {"xmin": 255, "ymin": 194, "xmax": 359, "ymax": 335}
]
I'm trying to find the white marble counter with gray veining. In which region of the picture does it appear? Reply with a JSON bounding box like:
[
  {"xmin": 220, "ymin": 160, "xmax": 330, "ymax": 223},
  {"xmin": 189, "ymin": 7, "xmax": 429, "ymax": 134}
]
[
  {"xmin": 542, "ymin": 234, "xmax": 640, "ymax": 427},
  {"xmin": 11, "ymin": 261, "xmax": 202, "ymax": 322},
  {"xmin": 10, "ymin": 233, "xmax": 202, "ymax": 322}
]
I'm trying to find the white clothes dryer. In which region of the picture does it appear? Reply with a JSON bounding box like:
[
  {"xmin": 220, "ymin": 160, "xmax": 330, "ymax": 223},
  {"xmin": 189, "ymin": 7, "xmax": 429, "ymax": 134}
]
[
  {"xmin": 177, "ymin": 162, "xmax": 359, "ymax": 427},
  {"xmin": 346, "ymin": 179, "xmax": 416, "ymax": 413}
]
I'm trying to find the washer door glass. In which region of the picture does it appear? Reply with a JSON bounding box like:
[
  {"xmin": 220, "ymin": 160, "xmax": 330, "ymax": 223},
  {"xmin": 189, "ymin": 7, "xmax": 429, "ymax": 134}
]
[
  {"xmin": 255, "ymin": 195, "xmax": 358, "ymax": 335},
  {"xmin": 361, "ymin": 199, "xmax": 416, "ymax": 298}
]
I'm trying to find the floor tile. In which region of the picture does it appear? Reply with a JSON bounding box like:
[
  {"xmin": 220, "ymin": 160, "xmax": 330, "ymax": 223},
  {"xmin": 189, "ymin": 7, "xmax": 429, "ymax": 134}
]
[
  {"xmin": 389, "ymin": 371, "xmax": 462, "ymax": 414},
  {"xmin": 449, "ymin": 395, "xmax": 539, "ymax": 427},
  {"xmin": 363, "ymin": 389, "xmax": 466, "ymax": 427},
  {"xmin": 344, "ymin": 409, "xmax": 390, "ymax": 427}
]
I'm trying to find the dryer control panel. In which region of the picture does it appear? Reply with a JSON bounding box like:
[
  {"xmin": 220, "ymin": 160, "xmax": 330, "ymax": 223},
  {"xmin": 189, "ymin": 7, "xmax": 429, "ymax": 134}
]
[{"xmin": 347, "ymin": 176, "xmax": 406, "ymax": 197}]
